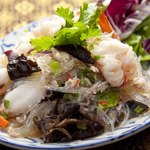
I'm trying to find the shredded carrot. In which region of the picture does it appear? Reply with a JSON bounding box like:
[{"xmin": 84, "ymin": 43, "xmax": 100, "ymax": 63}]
[
  {"xmin": 99, "ymin": 12, "xmax": 120, "ymax": 40},
  {"xmin": 0, "ymin": 115, "xmax": 9, "ymax": 128},
  {"xmin": 67, "ymin": 73, "xmax": 72, "ymax": 80},
  {"xmin": 121, "ymin": 75, "xmax": 127, "ymax": 87},
  {"xmin": 50, "ymin": 53, "xmax": 54, "ymax": 58},
  {"xmin": 74, "ymin": 79, "xmax": 80, "ymax": 88},
  {"xmin": 99, "ymin": 100, "xmax": 108, "ymax": 106}
]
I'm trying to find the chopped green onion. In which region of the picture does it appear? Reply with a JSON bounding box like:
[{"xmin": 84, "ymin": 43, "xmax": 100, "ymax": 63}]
[
  {"xmin": 4, "ymin": 100, "xmax": 10, "ymax": 109},
  {"xmin": 49, "ymin": 61, "xmax": 61, "ymax": 70},
  {"xmin": 89, "ymin": 44, "xmax": 94, "ymax": 50},
  {"xmin": 49, "ymin": 60, "xmax": 61, "ymax": 74},
  {"xmin": 0, "ymin": 112, "xmax": 8, "ymax": 120},
  {"xmin": 63, "ymin": 93, "xmax": 79, "ymax": 100},
  {"xmin": 134, "ymin": 105, "xmax": 144, "ymax": 114},
  {"xmin": 80, "ymin": 78, "xmax": 88, "ymax": 87},
  {"xmin": 93, "ymin": 55, "xmax": 104, "ymax": 61},
  {"xmin": 80, "ymin": 69, "xmax": 96, "ymax": 84},
  {"xmin": 24, "ymin": 29, "xmax": 29, "ymax": 33},
  {"xmin": 77, "ymin": 123, "xmax": 87, "ymax": 130}
]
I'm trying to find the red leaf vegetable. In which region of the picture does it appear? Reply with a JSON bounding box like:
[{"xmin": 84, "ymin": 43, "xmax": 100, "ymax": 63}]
[
  {"xmin": 106, "ymin": 0, "xmax": 150, "ymax": 39},
  {"xmin": 4, "ymin": 50, "xmax": 19, "ymax": 62},
  {"xmin": 142, "ymin": 39, "xmax": 150, "ymax": 54}
]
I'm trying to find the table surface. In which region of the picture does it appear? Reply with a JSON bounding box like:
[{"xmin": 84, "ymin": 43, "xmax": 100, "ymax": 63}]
[{"xmin": 0, "ymin": 0, "xmax": 150, "ymax": 150}]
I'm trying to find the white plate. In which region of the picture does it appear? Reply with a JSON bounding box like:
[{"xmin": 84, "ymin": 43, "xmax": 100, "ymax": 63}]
[{"xmin": 0, "ymin": 18, "xmax": 150, "ymax": 150}]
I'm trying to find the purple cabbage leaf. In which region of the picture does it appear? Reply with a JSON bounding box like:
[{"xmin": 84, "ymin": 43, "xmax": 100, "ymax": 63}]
[{"xmin": 106, "ymin": 0, "xmax": 150, "ymax": 40}]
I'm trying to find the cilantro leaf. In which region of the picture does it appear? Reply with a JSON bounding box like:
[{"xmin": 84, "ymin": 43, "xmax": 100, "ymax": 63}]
[
  {"xmin": 56, "ymin": 7, "xmax": 74, "ymax": 27},
  {"xmin": 79, "ymin": 3, "xmax": 101, "ymax": 28},
  {"xmin": 54, "ymin": 22, "xmax": 87, "ymax": 46},
  {"xmin": 30, "ymin": 36, "xmax": 54, "ymax": 53},
  {"xmin": 97, "ymin": 89, "xmax": 120, "ymax": 110},
  {"xmin": 30, "ymin": 3, "xmax": 102, "ymax": 53},
  {"xmin": 81, "ymin": 28, "xmax": 101, "ymax": 41}
]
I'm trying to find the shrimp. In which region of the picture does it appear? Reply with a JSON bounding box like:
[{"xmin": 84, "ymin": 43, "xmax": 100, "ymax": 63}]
[
  {"xmin": 88, "ymin": 35, "xmax": 140, "ymax": 87},
  {"xmin": 4, "ymin": 78, "xmax": 46, "ymax": 116}
]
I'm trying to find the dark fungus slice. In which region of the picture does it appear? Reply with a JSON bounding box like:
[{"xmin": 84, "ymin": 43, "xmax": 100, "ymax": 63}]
[
  {"xmin": 58, "ymin": 102, "xmax": 80, "ymax": 119},
  {"xmin": 33, "ymin": 101, "xmax": 105, "ymax": 142},
  {"xmin": 45, "ymin": 90, "xmax": 64, "ymax": 101},
  {"xmin": 55, "ymin": 45, "xmax": 95, "ymax": 64},
  {"xmin": 62, "ymin": 119, "xmax": 104, "ymax": 140},
  {"xmin": 40, "ymin": 118, "xmax": 104, "ymax": 142},
  {"xmin": 7, "ymin": 54, "xmax": 41, "ymax": 80},
  {"xmin": 44, "ymin": 128, "xmax": 72, "ymax": 143},
  {"xmin": 72, "ymin": 121, "xmax": 104, "ymax": 140},
  {"xmin": 33, "ymin": 115, "xmax": 60, "ymax": 134}
]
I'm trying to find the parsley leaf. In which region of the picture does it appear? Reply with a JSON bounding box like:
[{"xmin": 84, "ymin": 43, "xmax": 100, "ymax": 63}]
[{"xmin": 56, "ymin": 7, "xmax": 74, "ymax": 27}]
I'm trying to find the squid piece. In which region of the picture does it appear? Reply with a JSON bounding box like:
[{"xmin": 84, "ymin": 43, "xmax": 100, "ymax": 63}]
[
  {"xmin": 14, "ymin": 33, "xmax": 34, "ymax": 55},
  {"xmin": 32, "ymin": 15, "xmax": 66, "ymax": 37},
  {"xmin": 0, "ymin": 68, "xmax": 11, "ymax": 97},
  {"xmin": 0, "ymin": 68, "xmax": 10, "ymax": 86},
  {"xmin": 0, "ymin": 54, "xmax": 8, "ymax": 68},
  {"xmin": 4, "ymin": 80, "xmax": 46, "ymax": 116}
]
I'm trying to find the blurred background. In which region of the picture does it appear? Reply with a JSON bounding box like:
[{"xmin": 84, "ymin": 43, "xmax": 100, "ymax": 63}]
[{"xmin": 0, "ymin": 0, "xmax": 94, "ymax": 38}]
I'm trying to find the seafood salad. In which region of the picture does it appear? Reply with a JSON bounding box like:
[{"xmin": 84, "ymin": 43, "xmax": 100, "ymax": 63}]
[{"xmin": 0, "ymin": 2, "xmax": 150, "ymax": 143}]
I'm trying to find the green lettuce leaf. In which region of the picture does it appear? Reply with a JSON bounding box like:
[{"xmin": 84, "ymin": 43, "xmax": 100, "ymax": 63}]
[{"xmin": 124, "ymin": 15, "xmax": 150, "ymax": 61}]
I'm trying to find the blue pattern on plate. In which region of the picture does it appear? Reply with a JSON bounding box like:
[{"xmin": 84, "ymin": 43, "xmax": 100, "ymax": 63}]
[{"xmin": 0, "ymin": 19, "xmax": 150, "ymax": 150}]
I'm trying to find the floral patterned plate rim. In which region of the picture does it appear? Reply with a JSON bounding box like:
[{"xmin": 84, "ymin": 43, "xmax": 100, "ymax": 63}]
[{"xmin": 0, "ymin": 18, "xmax": 150, "ymax": 150}]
